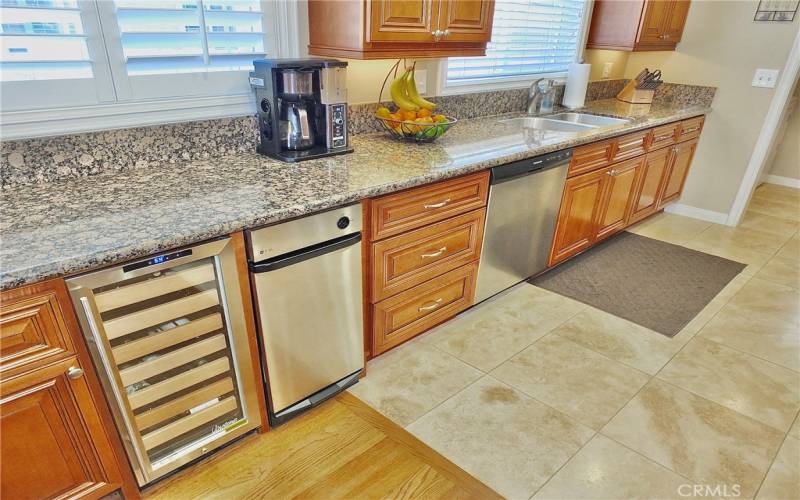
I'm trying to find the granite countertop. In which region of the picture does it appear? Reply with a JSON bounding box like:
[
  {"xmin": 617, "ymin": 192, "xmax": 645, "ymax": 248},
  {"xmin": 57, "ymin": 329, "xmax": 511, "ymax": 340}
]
[{"xmin": 0, "ymin": 99, "xmax": 711, "ymax": 290}]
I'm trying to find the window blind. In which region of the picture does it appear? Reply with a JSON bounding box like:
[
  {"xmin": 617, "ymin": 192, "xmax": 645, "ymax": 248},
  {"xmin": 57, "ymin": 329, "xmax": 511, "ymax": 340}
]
[
  {"xmin": 447, "ymin": 0, "xmax": 586, "ymax": 83},
  {"xmin": 0, "ymin": 0, "xmax": 93, "ymax": 81},
  {"xmin": 114, "ymin": 0, "xmax": 267, "ymax": 76}
]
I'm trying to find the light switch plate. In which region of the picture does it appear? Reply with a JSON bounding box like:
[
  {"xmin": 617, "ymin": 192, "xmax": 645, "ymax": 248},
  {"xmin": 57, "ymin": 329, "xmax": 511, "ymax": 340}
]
[
  {"xmin": 602, "ymin": 62, "xmax": 613, "ymax": 79},
  {"xmin": 752, "ymin": 68, "xmax": 780, "ymax": 88},
  {"xmin": 414, "ymin": 69, "xmax": 427, "ymax": 95}
]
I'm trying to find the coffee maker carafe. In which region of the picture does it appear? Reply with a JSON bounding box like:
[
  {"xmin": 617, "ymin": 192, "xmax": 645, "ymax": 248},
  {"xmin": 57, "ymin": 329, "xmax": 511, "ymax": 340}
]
[
  {"xmin": 251, "ymin": 59, "xmax": 353, "ymax": 162},
  {"xmin": 278, "ymin": 69, "xmax": 315, "ymax": 151}
]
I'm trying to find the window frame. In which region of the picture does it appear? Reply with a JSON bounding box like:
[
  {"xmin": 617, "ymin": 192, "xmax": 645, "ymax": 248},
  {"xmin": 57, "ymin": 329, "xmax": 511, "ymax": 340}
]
[
  {"xmin": 435, "ymin": 0, "xmax": 593, "ymax": 96},
  {"xmin": 1, "ymin": 0, "xmax": 300, "ymax": 140}
]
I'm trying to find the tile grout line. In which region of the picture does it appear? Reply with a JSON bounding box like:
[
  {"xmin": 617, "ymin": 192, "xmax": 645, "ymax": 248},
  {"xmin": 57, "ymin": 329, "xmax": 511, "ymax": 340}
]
[
  {"xmin": 741, "ymin": 404, "xmax": 800, "ymax": 499},
  {"xmin": 406, "ymin": 294, "xmax": 589, "ymax": 429}
]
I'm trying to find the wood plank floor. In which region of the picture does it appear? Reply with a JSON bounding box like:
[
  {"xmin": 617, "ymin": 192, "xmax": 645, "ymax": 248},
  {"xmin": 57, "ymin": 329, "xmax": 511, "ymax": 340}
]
[{"xmin": 143, "ymin": 392, "xmax": 501, "ymax": 499}]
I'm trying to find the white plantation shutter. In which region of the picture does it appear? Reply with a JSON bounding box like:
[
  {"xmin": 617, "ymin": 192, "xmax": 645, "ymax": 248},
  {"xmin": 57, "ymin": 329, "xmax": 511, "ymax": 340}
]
[
  {"xmin": 447, "ymin": 0, "xmax": 586, "ymax": 83},
  {"xmin": 101, "ymin": 0, "xmax": 274, "ymax": 99},
  {"xmin": 0, "ymin": 0, "xmax": 116, "ymax": 110},
  {"xmin": 0, "ymin": 0, "xmax": 276, "ymax": 111}
]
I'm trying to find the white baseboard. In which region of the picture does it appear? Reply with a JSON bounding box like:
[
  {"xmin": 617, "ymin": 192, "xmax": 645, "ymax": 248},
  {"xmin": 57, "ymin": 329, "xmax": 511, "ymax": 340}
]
[
  {"xmin": 763, "ymin": 174, "xmax": 800, "ymax": 189},
  {"xmin": 664, "ymin": 203, "xmax": 730, "ymax": 225}
]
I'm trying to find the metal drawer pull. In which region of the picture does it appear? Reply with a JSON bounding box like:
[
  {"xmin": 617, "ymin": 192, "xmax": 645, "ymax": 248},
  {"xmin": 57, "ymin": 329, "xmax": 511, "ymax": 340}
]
[
  {"xmin": 421, "ymin": 246, "xmax": 447, "ymax": 258},
  {"xmin": 683, "ymin": 127, "xmax": 699, "ymax": 133},
  {"xmin": 67, "ymin": 367, "xmax": 84, "ymax": 380},
  {"xmin": 655, "ymin": 134, "xmax": 673, "ymax": 141},
  {"xmin": 418, "ymin": 298, "xmax": 443, "ymax": 312},
  {"xmin": 423, "ymin": 198, "xmax": 451, "ymax": 209},
  {"xmin": 608, "ymin": 169, "xmax": 618, "ymax": 176}
]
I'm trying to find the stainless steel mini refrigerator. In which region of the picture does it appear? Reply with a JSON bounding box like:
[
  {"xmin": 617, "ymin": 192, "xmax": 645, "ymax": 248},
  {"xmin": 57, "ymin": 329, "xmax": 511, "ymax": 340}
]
[
  {"xmin": 248, "ymin": 204, "xmax": 364, "ymax": 426},
  {"xmin": 67, "ymin": 238, "xmax": 261, "ymax": 486}
]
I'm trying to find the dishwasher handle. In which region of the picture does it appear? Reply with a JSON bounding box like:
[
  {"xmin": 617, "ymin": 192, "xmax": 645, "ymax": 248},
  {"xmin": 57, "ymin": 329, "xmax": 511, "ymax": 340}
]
[{"xmin": 250, "ymin": 232, "xmax": 362, "ymax": 273}]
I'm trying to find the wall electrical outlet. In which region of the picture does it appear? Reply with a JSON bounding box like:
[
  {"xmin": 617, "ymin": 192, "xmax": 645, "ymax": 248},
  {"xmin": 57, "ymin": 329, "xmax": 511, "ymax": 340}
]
[
  {"xmin": 752, "ymin": 68, "xmax": 780, "ymax": 88},
  {"xmin": 602, "ymin": 62, "xmax": 613, "ymax": 79},
  {"xmin": 414, "ymin": 69, "xmax": 427, "ymax": 94}
]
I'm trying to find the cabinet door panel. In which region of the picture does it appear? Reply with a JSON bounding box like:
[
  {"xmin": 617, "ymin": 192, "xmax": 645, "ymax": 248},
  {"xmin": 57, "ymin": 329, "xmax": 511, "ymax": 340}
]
[
  {"xmin": 1, "ymin": 359, "xmax": 120, "ymax": 499},
  {"xmin": 369, "ymin": 0, "xmax": 438, "ymax": 42},
  {"xmin": 637, "ymin": 0, "xmax": 672, "ymax": 45},
  {"xmin": 438, "ymin": 0, "xmax": 494, "ymax": 42},
  {"xmin": 629, "ymin": 147, "xmax": 670, "ymax": 224},
  {"xmin": 664, "ymin": 0, "xmax": 690, "ymax": 42},
  {"xmin": 597, "ymin": 157, "xmax": 644, "ymax": 240},
  {"xmin": 549, "ymin": 169, "xmax": 607, "ymax": 266},
  {"xmin": 0, "ymin": 290, "xmax": 75, "ymax": 376},
  {"xmin": 659, "ymin": 138, "xmax": 698, "ymax": 208}
]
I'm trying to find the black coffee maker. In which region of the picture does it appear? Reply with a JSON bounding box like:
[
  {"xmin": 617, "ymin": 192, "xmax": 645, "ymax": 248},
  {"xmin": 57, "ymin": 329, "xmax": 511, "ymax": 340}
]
[{"xmin": 250, "ymin": 59, "xmax": 353, "ymax": 162}]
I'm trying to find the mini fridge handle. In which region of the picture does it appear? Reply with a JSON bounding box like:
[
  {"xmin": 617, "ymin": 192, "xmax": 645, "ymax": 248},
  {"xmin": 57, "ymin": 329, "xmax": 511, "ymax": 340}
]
[{"xmin": 250, "ymin": 232, "xmax": 362, "ymax": 273}]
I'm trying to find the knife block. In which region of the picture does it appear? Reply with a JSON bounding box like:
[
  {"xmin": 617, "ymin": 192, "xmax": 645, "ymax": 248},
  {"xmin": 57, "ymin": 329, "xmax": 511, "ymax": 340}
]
[{"xmin": 616, "ymin": 79, "xmax": 655, "ymax": 104}]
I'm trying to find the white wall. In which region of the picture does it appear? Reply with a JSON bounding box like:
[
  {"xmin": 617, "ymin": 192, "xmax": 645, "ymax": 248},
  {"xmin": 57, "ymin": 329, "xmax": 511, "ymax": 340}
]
[
  {"xmin": 623, "ymin": 0, "xmax": 798, "ymax": 216},
  {"xmin": 766, "ymin": 80, "xmax": 800, "ymax": 182}
]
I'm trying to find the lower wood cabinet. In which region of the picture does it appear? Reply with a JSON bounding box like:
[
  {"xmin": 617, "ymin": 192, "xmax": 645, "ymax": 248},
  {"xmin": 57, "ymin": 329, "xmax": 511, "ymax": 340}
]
[
  {"xmin": 372, "ymin": 263, "xmax": 477, "ymax": 355},
  {"xmin": 630, "ymin": 146, "xmax": 671, "ymax": 224},
  {"xmin": 549, "ymin": 168, "xmax": 608, "ymax": 265},
  {"xmin": 659, "ymin": 138, "xmax": 699, "ymax": 208},
  {"xmin": 0, "ymin": 280, "xmax": 138, "ymax": 500},
  {"xmin": 550, "ymin": 117, "xmax": 704, "ymax": 266},
  {"xmin": 365, "ymin": 172, "xmax": 489, "ymax": 357},
  {"xmin": 596, "ymin": 156, "xmax": 644, "ymax": 240}
]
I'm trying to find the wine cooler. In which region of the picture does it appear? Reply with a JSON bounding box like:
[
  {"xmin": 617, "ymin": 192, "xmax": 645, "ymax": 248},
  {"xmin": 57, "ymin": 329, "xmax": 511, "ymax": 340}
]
[{"xmin": 67, "ymin": 238, "xmax": 260, "ymax": 486}]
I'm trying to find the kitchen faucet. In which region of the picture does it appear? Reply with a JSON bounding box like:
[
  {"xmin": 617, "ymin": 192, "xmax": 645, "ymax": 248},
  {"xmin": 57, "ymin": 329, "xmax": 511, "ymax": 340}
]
[{"xmin": 527, "ymin": 78, "xmax": 555, "ymax": 115}]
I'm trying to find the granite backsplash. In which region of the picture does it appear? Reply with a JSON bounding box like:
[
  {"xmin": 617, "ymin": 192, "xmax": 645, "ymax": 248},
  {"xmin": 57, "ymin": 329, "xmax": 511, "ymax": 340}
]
[{"xmin": 0, "ymin": 80, "xmax": 714, "ymax": 189}]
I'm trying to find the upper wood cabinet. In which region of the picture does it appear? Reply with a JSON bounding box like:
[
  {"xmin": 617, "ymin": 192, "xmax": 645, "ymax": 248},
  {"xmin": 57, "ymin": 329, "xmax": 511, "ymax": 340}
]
[
  {"xmin": 308, "ymin": 0, "xmax": 495, "ymax": 59},
  {"xmin": 587, "ymin": 0, "xmax": 691, "ymax": 51},
  {"xmin": 0, "ymin": 280, "xmax": 139, "ymax": 500}
]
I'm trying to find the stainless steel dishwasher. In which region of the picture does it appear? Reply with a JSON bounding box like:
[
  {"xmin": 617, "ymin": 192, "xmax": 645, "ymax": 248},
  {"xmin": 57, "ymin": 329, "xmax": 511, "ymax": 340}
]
[
  {"xmin": 475, "ymin": 149, "xmax": 573, "ymax": 303},
  {"xmin": 248, "ymin": 204, "xmax": 364, "ymax": 426}
]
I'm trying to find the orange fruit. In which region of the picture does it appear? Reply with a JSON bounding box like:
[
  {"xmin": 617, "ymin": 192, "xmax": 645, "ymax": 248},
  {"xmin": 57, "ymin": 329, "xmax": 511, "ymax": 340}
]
[
  {"xmin": 401, "ymin": 110, "xmax": 417, "ymax": 122},
  {"xmin": 417, "ymin": 108, "xmax": 432, "ymax": 118}
]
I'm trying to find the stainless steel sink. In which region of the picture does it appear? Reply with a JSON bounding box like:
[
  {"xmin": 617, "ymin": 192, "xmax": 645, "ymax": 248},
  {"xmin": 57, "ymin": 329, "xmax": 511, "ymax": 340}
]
[
  {"xmin": 545, "ymin": 112, "xmax": 631, "ymax": 127},
  {"xmin": 499, "ymin": 117, "xmax": 595, "ymax": 133}
]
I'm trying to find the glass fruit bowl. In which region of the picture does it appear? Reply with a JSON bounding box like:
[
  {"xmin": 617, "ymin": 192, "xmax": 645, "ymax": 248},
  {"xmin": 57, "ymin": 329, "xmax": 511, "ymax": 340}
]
[{"xmin": 375, "ymin": 114, "xmax": 458, "ymax": 143}]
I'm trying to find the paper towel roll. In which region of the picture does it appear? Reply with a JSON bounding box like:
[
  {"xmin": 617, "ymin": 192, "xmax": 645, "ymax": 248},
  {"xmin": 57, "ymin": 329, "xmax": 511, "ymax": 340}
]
[{"xmin": 563, "ymin": 63, "xmax": 591, "ymax": 109}]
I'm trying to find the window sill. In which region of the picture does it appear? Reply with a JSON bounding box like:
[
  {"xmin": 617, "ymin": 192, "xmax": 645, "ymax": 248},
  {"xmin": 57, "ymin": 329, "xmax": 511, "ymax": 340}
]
[{"xmin": 1, "ymin": 93, "xmax": 255, "ymax": 140}]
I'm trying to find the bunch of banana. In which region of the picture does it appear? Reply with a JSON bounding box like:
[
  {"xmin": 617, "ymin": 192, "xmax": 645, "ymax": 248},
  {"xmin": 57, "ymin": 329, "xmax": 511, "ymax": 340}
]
[{"xmin": 390, "ymin": 68, "xmax": 436, "ymax": 112}]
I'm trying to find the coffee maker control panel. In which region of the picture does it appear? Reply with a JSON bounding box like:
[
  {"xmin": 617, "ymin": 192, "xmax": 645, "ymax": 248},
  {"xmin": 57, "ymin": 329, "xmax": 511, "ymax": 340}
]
[{"xmin": 330, "ymin": 104, "xmax": 346, "ymax": 149}]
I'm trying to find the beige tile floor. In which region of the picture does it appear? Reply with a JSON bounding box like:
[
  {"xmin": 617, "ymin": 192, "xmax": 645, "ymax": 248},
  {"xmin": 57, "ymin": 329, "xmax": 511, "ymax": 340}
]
[{"xmin": 350, "ymin": 183, "xmax": 800, "ymax": 499}]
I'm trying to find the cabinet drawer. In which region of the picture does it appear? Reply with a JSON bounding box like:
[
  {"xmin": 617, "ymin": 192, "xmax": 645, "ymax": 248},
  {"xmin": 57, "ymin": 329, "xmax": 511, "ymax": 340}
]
[
  {"xmin": 371, "ymin": 208, "xmax": 485, "ymax": 302},
  {"xmin": 677, "ymin": 116, "xmax": 704, "ymax": 142},
  {"xmin": 1, "ymin": 288, "xmax": 76, "ymax": 376},
  {"xmin": 648, "ymin": 122, "xmax": 679, "ymax": 151},
  {"xmin": 611, "ymin": 129, "xmax": 648, "ymax": 163},
  {"xmin": 373, "ymin": 263, "xmax": 476, "ymax": 355},
  {"xmin": 568, "ymin": 140, "xmax": 614, "ymax": 177},
  {"xmin": 370, "ymin": 172, "xmax": 489, "ymax": 240}
]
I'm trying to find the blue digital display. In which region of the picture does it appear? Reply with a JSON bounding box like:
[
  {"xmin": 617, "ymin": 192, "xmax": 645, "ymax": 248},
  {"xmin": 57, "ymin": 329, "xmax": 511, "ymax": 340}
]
[{"xmin": 151, "ymin": 255, "xmax": 167, "ymax": 265}]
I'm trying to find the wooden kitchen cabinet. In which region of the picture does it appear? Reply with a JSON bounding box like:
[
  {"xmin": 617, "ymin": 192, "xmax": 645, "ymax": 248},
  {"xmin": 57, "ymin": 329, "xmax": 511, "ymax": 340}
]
[
  {"xmin": 629, "ymin": 146, "xmax": 671, "ymax": 224},
  {"xmin": 308, "ymin": 0, "xmax": 495, "ymax": 59},
  {"xmin": 587, "ymin": 0, "xmax": 691, "ymax": 51},
  {"xmin": 549, "ymin": 168, "xmax": 608, "ymax": 265},
  {"xmin": 596, "ymin": 156, "xmax": 644, "ymax": 240},
  {"xmin": 659, "ymin": 137, "xmax": 698, "ymax": 208},
  {"xmin": 365, "ymin": 171, "xmax": 489, "ymax": 357},
  {"xmin": 437, "ymin": 0, "xmax": 494, "ymax": 42},
  {"xmin": 0, "ymin": 280, "xmax": 138, "ymax": 500}
]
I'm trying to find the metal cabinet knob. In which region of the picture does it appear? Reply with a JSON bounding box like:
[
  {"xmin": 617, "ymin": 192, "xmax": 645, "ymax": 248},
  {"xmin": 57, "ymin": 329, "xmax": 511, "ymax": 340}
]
[
  {"xmin": 443, "ymin": 29, "xmax": 450, "ymax": 37},
  {"xmin": 67, "ymin": 366, "xmax": 84, "ymax": 380}
]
